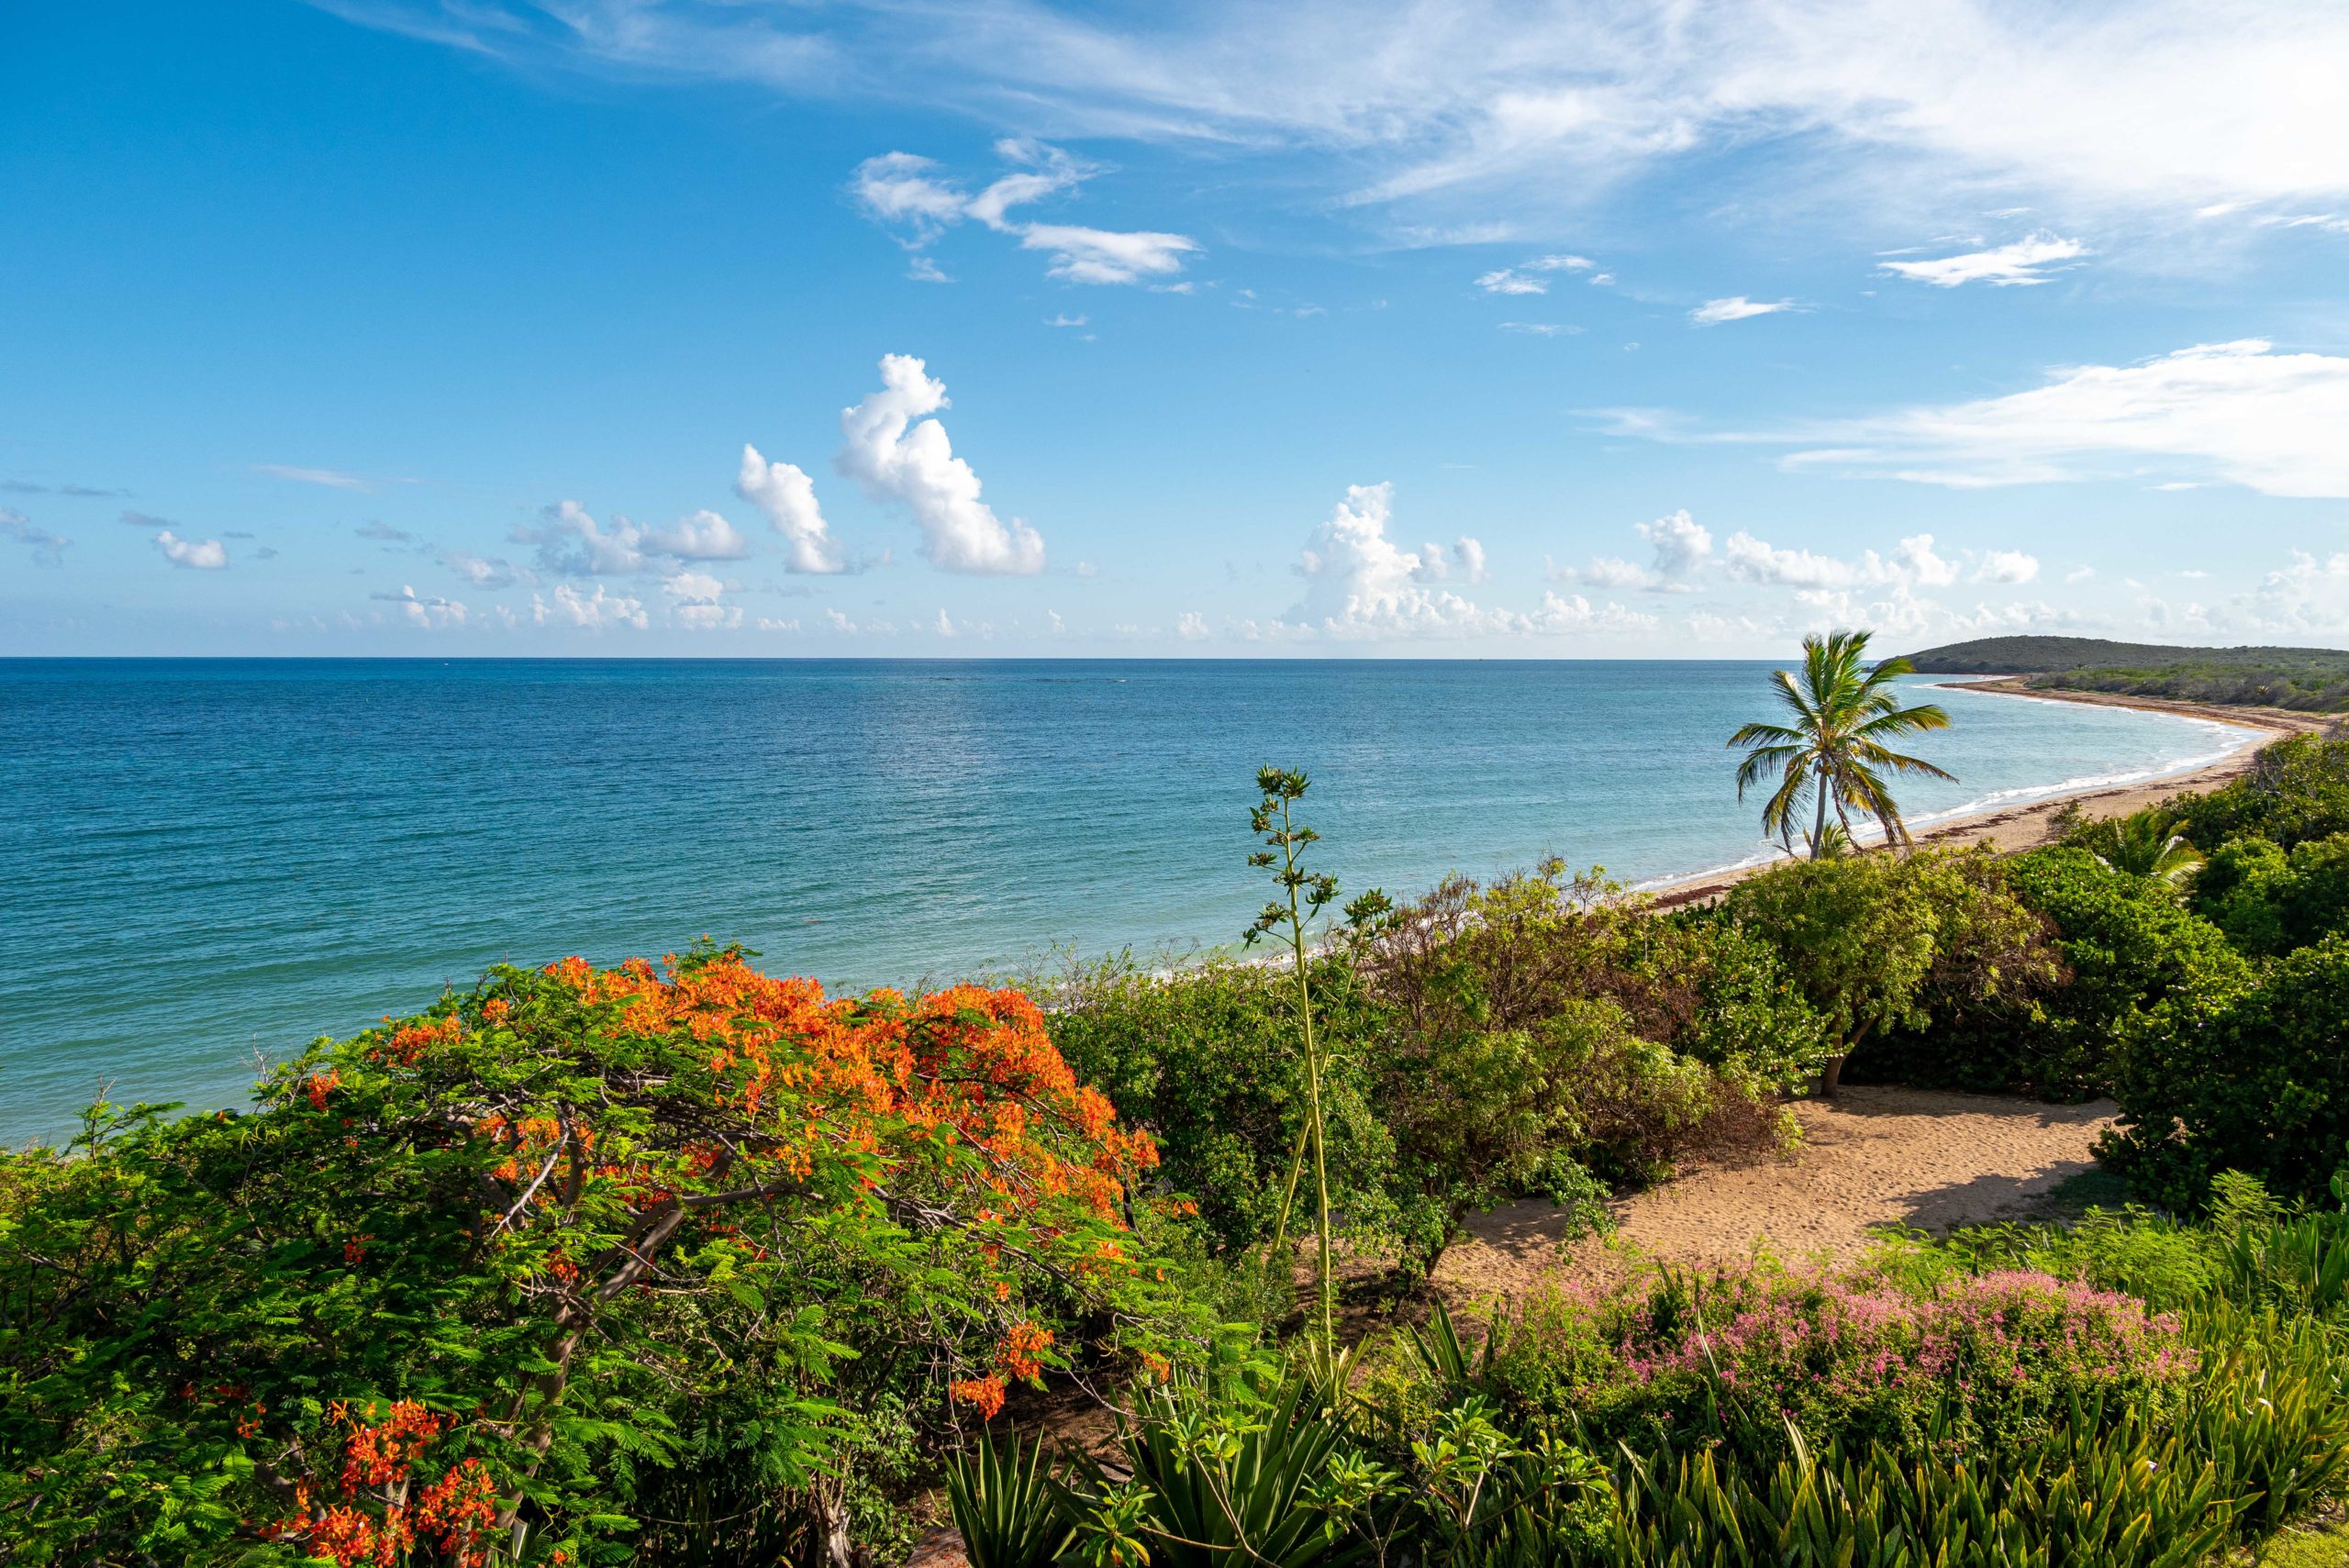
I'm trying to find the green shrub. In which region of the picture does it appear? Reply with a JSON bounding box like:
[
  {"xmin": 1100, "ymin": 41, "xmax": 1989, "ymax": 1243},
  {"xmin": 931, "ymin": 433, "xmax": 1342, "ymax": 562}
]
[
  {"xmin": 2175, "ymin": 731, "xmax": 2349, "ymax": 851},
  {"xmin": 2105, "ymin": 936, "xmax": 2349, "ymax": 1208},
  {"xmin": 2195, "ymin": 832, "xmax": 2349, "ymax": 957},
  {"xmin": 1727, "ymin": 846, "xmax": 2061, "ymax": 1094},
  {"xmin": 1041, "ymin": 954, "xmax": 1414, "ymax": 1261},
  {"xmin": 2003, "ymin": 845, "xmax": 2254, "ymax": 1098}
]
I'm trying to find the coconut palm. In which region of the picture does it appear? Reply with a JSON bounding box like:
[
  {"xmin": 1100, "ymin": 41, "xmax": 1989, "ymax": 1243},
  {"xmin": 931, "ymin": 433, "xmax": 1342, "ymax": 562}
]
[{"xmin": 1730, "ymin": 629, "xmax": 1956, "ymax": 857}]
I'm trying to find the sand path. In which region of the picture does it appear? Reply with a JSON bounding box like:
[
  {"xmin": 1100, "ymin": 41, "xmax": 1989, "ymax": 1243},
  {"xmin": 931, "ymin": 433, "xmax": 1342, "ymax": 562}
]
[{"xmin": 1433, "ymin": 1085, "xmax": 2119, "ymax": 1300}]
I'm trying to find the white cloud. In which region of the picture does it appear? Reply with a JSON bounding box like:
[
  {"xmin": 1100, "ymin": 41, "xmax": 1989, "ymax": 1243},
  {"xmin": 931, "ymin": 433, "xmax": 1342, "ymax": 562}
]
[
  {"xmin": 373, "ymin": 584, "xmax": 467, "ymax": 627},
  {"xmin": 736, "ymin": 445, "xmax": 846, "ymax": 573},
  {"xmin": 757, "ymin": 616, "xmax": 802, "ymax": 631},
  {"xmin": 1019, "ymin": 224, "xmax": 1199, "ymax": 284},
  {"xmin": 1287, "ymin": 483, "xmax": 1522, "ymax": 638},
  {"xmin": 1689, "ymin": 295, "xmax": 1798, "ymax": 325},
  {"xmin": 532, "ymin": 583, "xmax": 648, "ymax": 630},
  {"xmin": 662, "ymin": 570, "xmax": 740, "ymax": 629},
  {"xmin": 1176, "ymin": 610, "xmax": 1210, "ymax": 640},
  {"xmin": 1475, "ymin": 269, "xmax": 1548, "ymax": 295},
  {"xmin": 933, "ymin": 607, "xmax": 956, "ymax": 637},
  {"xmin": 848, "ymin": 150, "xmax": 972, "ymax": 239},
  {"xmin": 824, "ymin": 607, "xmax": 859, "ymax": 634},
  {"xmin": 1975, "ymin": 550, "xmax": 2041, "ymax": 584},
  {"xmin": 0, "ymin": 509, "xmax": 68, "ymax": 567},
  {"xmin": 1410, "ymin": 536, "xmax": 1489, "ymax": 584},
  {"xmin": 646, "ymin": 508, "xmax": 751, "ymax": 560},
  {"xmin": 440, "ymin": 550, "xmax": 521, "ymax": 588},
  {"xmin": 1723, "ymin": 529, "xmax": 1958, "ymax": 592},
  {"xmin": 1637, "ymin": 508, "xmax": 1712, "ymax": 578},
  {"xmin": 1499, "ymin": 321, "xmax": 1582, "ymax": 336},
  {"xmin": 2065, "ymin": 565, "xmax": 2098, "ymax": 584},
  {"xmin": 835, "ymin": 353, "xmax": 1045, "ymax": 574},
  {"xmin": 518, "ymin": 500, "xmax": 648, "ymax": 575},
  {"xmin": 252, "ymin": 462, "xmax": 369, "ymax": 490},
  {"xmin": 1782, "ymin": 339, "xmax": 2349, "ymax": 496},
  {"xmin": 155, "ymin": 529, "xmax": 227, "ymax": 570},
  {"xmin": 1879, "ymin": 233, "xmax": 2089, "ymax": 287},
  {"xmin": 850, "ymin": 140, "xmax": 1198, "ymax": 287},
  {"xmin": 325, "ymin": 5, "xmax": 2349, "ymax": 238},
  {"xmin": 1558, "ymin": 507, "xmax": 1712, "ymax": 592}
]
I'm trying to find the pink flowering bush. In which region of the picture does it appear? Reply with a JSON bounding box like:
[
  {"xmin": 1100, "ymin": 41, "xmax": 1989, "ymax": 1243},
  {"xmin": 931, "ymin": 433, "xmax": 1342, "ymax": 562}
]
[{"xmin": 1464, "ymin": 1261, "xmax": 2194, "ymax": 1463}]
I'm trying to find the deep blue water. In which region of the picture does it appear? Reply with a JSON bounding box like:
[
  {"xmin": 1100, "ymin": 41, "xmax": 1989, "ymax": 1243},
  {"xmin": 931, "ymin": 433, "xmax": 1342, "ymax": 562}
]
[{"xmin": 0, "ymin": 658, "xmax": 2248, "ymax": 1142}]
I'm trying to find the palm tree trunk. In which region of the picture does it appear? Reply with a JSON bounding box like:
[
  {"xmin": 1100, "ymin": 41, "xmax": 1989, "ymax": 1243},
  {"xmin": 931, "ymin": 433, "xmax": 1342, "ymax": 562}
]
[{"xmin": 1811, "ymin": 756, "xmax": 1830, "ymax": 859}]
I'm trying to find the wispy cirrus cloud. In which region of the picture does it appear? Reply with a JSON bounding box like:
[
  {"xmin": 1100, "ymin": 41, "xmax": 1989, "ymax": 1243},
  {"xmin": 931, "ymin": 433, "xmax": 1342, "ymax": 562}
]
[
  {"xmin": 253, "ymin": 462, "xmax": 373, "ymax": 490},
  {"xmin": 1878, "ymin": 232, "xmax": 2088, "ymax": 287},
  {"xmin": 1596, "ymin": 339, "xmax": 2349, "ymax": 499},
  {"xmin": 313, "ymin": 2, "xmax": 2349, "ymax": 242},
  {"xmin": 850, "ymin": 139, "xmax": 1199, "ymax": 285},
  {"xmin": 1689, "ymin": 295, "xmax": 1798, "ymax": 325}
]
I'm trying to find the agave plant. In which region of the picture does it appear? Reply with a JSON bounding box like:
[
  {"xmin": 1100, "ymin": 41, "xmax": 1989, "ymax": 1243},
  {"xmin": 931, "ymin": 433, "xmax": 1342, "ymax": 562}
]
[
  {"xmin": 944, "ymin": 1426, "xmax": 1074, "ymax": 1568},
  {"xmin": 1096, "ymin": 1370, "xmax": 1388, "ymax": 1568}
]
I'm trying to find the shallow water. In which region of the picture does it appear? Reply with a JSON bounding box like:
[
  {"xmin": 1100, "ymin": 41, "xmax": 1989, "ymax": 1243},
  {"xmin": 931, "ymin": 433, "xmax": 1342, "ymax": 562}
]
[{"xmin": 0, "ymin": 658, "xmax": 2245, "ymax": 1141}]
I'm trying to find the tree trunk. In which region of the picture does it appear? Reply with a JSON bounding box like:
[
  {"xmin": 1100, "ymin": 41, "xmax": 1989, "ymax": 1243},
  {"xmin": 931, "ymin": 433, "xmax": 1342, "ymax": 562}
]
[
  {"xmin": 1820, "ymin": 1051, "xmax": 1847, "ymax": 1096},
  {"xmin": 1811, "ymin": 760, "xmax": 1830, "ymax": 859}
]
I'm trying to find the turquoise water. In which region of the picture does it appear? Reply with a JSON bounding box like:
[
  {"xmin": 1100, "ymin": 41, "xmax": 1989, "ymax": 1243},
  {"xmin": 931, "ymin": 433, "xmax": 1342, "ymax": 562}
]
[{"xmin": 0, "ymin": 659, "xmax": 2247, "ymax": 1142}]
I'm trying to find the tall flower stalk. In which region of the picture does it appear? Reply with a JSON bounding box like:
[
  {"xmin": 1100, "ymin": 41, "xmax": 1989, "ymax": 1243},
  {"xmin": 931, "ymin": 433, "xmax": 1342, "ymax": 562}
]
[{"xmin": 1242, "ymin": 767, "xmax": 1385, "ymax": 1365}]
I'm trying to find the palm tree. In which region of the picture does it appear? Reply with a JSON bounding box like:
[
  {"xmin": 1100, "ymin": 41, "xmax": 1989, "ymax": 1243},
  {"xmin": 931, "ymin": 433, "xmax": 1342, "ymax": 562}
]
[
  {"xmin": 1729, "ymin": 629, "xmax": 1955, "ymax": 857},
  {"xmin": 2085, "ymin": 810, "xmax": 2204, "ymax": 885}
]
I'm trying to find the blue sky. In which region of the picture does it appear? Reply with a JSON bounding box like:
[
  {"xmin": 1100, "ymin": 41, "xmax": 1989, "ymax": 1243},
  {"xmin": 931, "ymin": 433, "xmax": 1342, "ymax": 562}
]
[{"xmin": 6, "ymin": 1, "xmax": 2348, "ymax": 656}]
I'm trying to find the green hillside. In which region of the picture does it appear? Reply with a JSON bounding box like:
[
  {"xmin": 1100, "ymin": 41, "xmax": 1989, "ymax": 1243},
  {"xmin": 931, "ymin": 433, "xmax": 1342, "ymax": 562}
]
[{"xmin": 1894, "ymin": 636, "xmax": 2349, "ymax": 712}]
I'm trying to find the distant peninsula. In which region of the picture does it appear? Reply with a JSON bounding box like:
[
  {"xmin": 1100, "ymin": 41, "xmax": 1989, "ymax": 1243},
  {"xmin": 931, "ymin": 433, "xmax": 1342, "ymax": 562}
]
[{"xmin": 1896, "ymin": 635, "xmax": 2349, "ymax": 712}]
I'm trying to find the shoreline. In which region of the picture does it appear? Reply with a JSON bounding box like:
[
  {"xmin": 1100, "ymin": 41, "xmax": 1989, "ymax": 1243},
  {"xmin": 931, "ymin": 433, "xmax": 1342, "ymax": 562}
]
[{"xmin": 1644, "ymin": 680, "xmax": 2329, "ymax": 910}]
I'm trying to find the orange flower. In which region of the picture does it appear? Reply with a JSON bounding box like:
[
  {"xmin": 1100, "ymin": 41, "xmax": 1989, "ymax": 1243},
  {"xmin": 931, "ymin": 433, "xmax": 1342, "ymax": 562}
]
[
  {"xmin": 996, "ymin": 1321, "xmax": 1053, "ymax": 1382},
  {"xmin": 950, "ymin": 1375, "xmax": 1008, "ymax": 1418}
]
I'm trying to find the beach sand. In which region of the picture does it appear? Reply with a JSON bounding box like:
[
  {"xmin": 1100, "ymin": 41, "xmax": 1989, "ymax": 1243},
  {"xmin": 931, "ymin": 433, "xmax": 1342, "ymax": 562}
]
[
  {"xmin": 1648, "ymin": 682, "xmax": 2331, "ymax": 910},
  {"xmin": 1433, "ymin": 1084, "xmax": 2120, "ymax": 1302}
]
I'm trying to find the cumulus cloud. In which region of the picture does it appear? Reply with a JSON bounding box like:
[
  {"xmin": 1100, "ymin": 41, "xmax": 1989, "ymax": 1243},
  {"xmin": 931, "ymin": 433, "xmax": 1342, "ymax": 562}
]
[
  {"xmin": 1411, "ymin": 536, "xmax": 1490, "ymax": 584},
  {"xmin": 835, "ymin": 354, "xmax": 1045, "ymax": 574},
  {"xmin": 440, "ymin": 550, "xmax": 522, "ymax": 588},
  {"xmin": 532, "ymin": 583, "xmax": 648, "ymax": 630},
  {"xmin": 850, "ymin": 140, "xmax": 1200, "ymax": 287},
  {"xmin": 735, "ymin": 446, "xmax": 846, "ymax": 573},
  {"xmin": 662, "ymin": 569, "xmax": 740, "ymax": 629},
  {"xmin": 1690, "ymin": 295, "xmax": 1798, "ymax": 325},
  {"xmin": 373, "ymin": 584, "xmax": 467, "ymax": 627},
  {"xmin": 1557, "ymin": 507, "xmax": 1712, "ymax": 592},
  {"xmin": 516, "ymin": 500, "xmax": 648, "ymax": 575},
  {"xmin": 1723, "ymin": 529, "xmax": 1955, "ymax": 591},
  {"xmin": 1781, "ymin": 339, "xmax": 2349, "ymax": 496},
  {"xmin": 1177, "ymin": 610, "xmax": 1210, "ymax": 640},
  {"xmin": 155, "ymin": 529, "xmax": 228, "ymax": 570},
  {"xmin": 0, "ymin": 508, "xmax": 68, "ymax": 566},
  {"xmin": 1289, "ymin": 483, "xmax": 1512, "ymax": 636},
  {"xmin": 1975, "ymin": 550, "xmax": 2042, "ymax": 584},
  {"xmin": 1879, "ymin": 233, "xmax": 2088, "ymax": 287},
  {"xmin": 645, "ymin": 508, "xmax": 751, "ymax": 560},
  {"xmin": 1276, "ymin": 483, "xmax": 1635, "ymax": 639}
]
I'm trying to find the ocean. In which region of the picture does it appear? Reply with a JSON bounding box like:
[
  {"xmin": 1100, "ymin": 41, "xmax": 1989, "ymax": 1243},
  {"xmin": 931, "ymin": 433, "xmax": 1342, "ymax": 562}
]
[{"xmin": 0, "ymin": 658, "xmax": 2248, "ymax": 1143}]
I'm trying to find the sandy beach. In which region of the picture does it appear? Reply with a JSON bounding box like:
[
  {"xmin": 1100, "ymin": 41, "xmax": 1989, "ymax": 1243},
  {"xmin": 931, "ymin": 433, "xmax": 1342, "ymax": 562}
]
[{"xmin": 1648, "ymin": 681, "xmax": 2331, "ymax": 910}]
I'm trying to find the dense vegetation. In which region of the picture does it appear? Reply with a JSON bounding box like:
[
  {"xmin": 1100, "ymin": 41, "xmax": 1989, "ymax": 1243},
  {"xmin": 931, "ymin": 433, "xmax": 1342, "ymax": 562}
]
[
  {"xmin": 13, "ymin": 691, "xmax": 2349, "ymax": 1563},
  {"xmin": 1895, "ymin": 635, "xmax": 2349, "ymax": 711}
]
